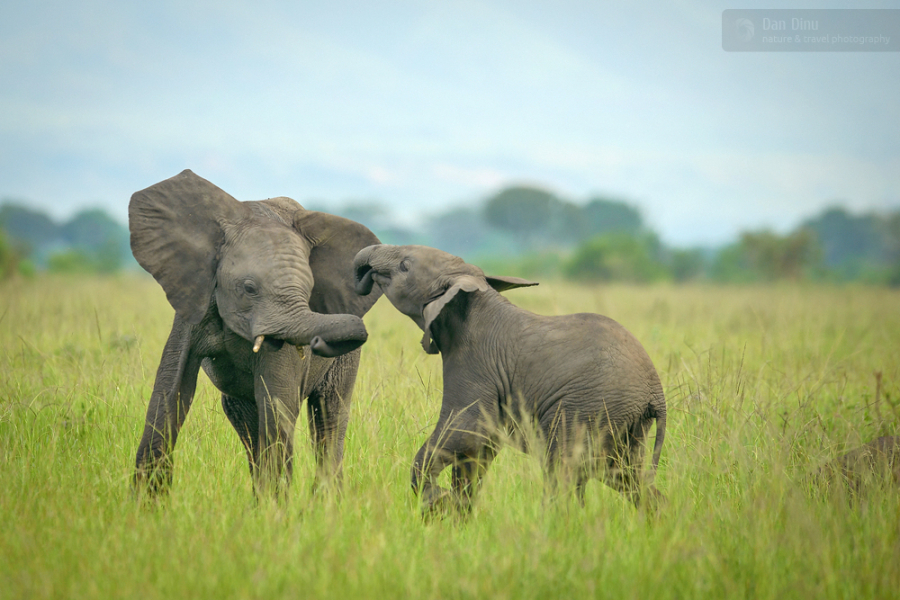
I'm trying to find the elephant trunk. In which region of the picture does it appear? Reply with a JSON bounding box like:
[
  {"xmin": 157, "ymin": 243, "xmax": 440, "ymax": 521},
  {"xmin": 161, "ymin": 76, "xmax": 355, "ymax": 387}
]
[
  {"xmin": 280, "ymin": 309, "xmax": 369, "ymax": 358},
  {"xmin": 353, "ymin": 245, "xmax": 380, "ymax": 296}
]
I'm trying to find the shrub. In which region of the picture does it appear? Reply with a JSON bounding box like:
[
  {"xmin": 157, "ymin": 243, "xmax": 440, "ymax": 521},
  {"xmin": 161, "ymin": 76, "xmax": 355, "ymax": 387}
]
[{"xmin": 564, "ymin": 233, "xmax": 667, "ymax": 283}]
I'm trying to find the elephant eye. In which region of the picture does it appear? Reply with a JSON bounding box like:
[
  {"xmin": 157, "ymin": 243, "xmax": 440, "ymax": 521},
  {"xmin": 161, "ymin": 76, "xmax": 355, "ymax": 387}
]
[
  {"xmin": 399, "ymin": 259, "xmax": 410, "ymax": 273},
  {"xmin": 242, "ymin": 280, "xmax": 258, "ymax": 296}
]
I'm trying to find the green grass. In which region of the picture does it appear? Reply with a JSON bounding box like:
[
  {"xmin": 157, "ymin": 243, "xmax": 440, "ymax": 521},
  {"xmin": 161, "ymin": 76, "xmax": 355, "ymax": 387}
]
[{"xmin": 1, "ymin": 275, "xmax": 898, "ymax": 599}]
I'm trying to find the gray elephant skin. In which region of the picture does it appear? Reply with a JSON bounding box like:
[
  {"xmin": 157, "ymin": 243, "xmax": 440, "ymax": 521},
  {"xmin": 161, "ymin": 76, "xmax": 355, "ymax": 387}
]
[
  {"xmin": 130, "ymin": 169, "xmax": 381, "ymax": 497},
  {"xmin": 354, "ymin": 244, "xmax": 667, "ymax": 513}
]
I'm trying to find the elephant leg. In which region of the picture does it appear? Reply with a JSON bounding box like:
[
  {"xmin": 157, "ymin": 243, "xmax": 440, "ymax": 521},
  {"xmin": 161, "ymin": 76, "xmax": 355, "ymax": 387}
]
[
  {"xmin": 134, "ymin": 319, "xmax": 201, "ymax": 498},
  {"xmin": 306, "ymin": 349, "xmax": 360, "ymax": 494},
  {"xmin": 542, "ymin": 415, "xmax": 593, "ymax": 507},
  {"xmin": 254, "ymin": 358, "xmax": 302, "ymax": 499},
  {"xmin": 412, "ymin": 403, "xmax": 490, "ymax": 515},
  {"xmin": 602, "ymin": 420, "xmax": 652, "ymax": 507},
  {"xmin": 221, "ymin": 393, "xmax": 260, "ymax": 477},
  {"xmin": 451, "ymin": 445, "xmax": 497, "ymax": 513}
]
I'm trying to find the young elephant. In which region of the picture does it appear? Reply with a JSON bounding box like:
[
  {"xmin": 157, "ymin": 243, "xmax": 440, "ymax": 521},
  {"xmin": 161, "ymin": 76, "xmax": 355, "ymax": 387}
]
[{"xmin": 354, "ymin": 244, "xmax": 666, "ymax": 513}]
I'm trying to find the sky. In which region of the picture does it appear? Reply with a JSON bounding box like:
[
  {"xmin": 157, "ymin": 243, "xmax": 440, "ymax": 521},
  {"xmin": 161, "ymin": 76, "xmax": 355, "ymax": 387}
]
[{"xmin": 1, "ymin": 0, "xmax": 898, "ymax": 246}]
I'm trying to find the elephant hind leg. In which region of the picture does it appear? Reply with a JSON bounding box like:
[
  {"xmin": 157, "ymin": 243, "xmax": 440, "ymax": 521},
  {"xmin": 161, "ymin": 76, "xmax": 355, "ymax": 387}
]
[
  {"xmin": 543, "ymin": 428, "xmax": 596, "ymax": 507},
  {"xmin": 601, "ymin": 418, "xmax": 665, "ymax": 509}
]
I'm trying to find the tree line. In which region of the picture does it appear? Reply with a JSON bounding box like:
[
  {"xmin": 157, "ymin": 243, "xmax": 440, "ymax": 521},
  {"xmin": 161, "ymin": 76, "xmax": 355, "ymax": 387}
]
[
  {"xmin": 327, "ymin": 186, "xmax": 900, "ymax": 286},
  {"xmin": 2, "ymin": 187, "xmax": 899, "ymax": 285},
  {"xmin": 0, "ymin": 203, "xmax": 134, "ymax": 278}
]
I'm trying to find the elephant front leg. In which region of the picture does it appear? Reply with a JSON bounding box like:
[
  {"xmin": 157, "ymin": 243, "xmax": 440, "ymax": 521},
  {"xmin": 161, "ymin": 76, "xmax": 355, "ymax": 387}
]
[
  {"xmin": 134, "ymin": 321, "xmax": 201, "ymax": 499},
  {"xmin": 411, "ymin": 407, "xmax": 491, "ymax": 517},
  {"xmin": 451, "ymin": 446, "xmax": 496, "ymax": 514},
  {"xmin": 411, "ymin": 440, "xmax": 455, "ymax": 515},
  {"xmin": 254, "ymin": 377, "xmax": 301, "ymax": 499}
]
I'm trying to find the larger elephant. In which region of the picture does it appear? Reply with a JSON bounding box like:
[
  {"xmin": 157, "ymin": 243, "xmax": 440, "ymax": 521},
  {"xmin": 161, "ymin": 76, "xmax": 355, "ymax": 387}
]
[{"xmin": 130, "ymin": 169, "xmax": 381, "ymax": 498}]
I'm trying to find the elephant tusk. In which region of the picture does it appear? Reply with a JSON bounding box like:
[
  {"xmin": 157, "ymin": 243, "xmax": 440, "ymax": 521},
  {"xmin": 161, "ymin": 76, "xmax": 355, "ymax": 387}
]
[{"xmin": 253, "ymin": 335, "xmax": 265, "ymax": 353}]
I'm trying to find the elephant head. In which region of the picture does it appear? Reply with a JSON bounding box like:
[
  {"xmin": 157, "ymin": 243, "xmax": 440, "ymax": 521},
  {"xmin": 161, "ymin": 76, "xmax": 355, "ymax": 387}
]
[
  {"xmin": 130, "ymin": 169, "xmax": 381, "ymax": 358},
  {"xmin": 353, "ymin": 244, "xmax": 536, "ymax": 353}
]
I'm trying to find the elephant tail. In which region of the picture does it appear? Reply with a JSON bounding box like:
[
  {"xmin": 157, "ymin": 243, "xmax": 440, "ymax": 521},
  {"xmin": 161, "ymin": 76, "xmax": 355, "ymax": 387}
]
[{"xmin": 650, "ymin": 404, "xmax": 666, "ymax": 475}]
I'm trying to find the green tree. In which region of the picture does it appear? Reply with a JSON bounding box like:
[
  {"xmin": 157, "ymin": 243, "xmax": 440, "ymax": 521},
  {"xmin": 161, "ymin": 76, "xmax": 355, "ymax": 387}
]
[
  {"xmin": 564, "ymin": 233, "xmax": 666, "ymax": 283},
  {"xmin": 430, "ymin": 207, "xmax": 493, "ymax": 257},
  {"xmin": 742, "ymin": 229, "xmax": 821, "ymax": 281},
  {"xmin": 0, "ymin": 230, "xmax": 20, "ymax": 279},
  {"xmin": 801, "ymin": 206, "xmax": 882, "ymax": 268},
  {"xmin": 667, "ymin": 248, "xmax": 707, "ymax": 283},
  {"xmin": 711, "ymin": 229, "xmax": 822, "ymax": 282},
  {"xmin": 0, "ymin": 202, "xmax": 59, "ymax": 251},
  {"xmin": 884, "ymin": 212, "xmax": 900, "ymax": 287},
  {"xmin": 60, "ymin": 209, "xmax": 126, "ymax": 249},
  {"xmin": 60, "ymin": 208, "xmax": 131, "ymax": 272},
  {"xmin": 483, "ymin": 186, "xmax": 563, "ymax": 243},
  {"xmin": 710, "ymin": 243, "xmax": 755, "ymax": 283},
  {"xmin": 580, "ymin": 197, "xmax": 643, "ymax": 239},
  {"xmin": 47, "ymin": 249, "xmax": 98, "ymax": 274}
]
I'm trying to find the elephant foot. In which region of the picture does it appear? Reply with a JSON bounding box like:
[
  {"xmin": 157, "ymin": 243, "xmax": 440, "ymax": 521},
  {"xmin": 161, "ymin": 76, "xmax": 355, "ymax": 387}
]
[
  {"xmin": 420, "ymin": 486, "xmax": 454, "ymax": 520},
  {"xmin": 419, "ymin": 486, "xmax": 474, "ymax": 523},
  {"xmin": 132, "ymin": 461, "xmax": 174, "ymax": 505},
  {"xmin": 636, "ymin": 485, "xmax": 667, "ymax": 520}
]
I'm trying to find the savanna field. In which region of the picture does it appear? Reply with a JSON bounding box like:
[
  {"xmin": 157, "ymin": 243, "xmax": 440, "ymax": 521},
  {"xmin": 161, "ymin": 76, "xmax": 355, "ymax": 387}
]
[{"xmin": 1, "ymin": 274, "xmax": 898, "ymax": 599}]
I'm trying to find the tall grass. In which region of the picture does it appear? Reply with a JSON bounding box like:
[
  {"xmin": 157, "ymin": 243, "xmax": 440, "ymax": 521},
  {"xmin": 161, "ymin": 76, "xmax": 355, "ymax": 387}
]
[{"xmin": 1, "ymin": 275, "xmax": 898, "ymax": 599}]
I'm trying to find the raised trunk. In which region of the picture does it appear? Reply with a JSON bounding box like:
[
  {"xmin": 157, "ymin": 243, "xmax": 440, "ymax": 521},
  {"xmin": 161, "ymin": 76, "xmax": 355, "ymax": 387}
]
[
  {"xmin": 353, "ymin": 245, "xmax": 378, "ymax": 295},
  {"xmin": 281, "ymin": 308, "xmax": 368, "ymax": 358}
]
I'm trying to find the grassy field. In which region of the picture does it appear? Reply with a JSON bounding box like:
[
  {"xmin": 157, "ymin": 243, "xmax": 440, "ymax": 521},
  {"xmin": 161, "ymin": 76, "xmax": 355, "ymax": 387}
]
[{"xmin": 1, "ymin": 274, "xmax": 898, "ymax": 599}]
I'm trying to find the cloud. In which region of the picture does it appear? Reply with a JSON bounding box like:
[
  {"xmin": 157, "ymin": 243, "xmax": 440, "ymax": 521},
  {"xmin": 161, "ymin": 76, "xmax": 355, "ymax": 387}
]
[
  {"xmin": 0, "ymin": 1, "xmax": 898, "ymax": 246},
  {"xmin": 432, "ymin": 164, "xmax": 508, "ymax": 189}
]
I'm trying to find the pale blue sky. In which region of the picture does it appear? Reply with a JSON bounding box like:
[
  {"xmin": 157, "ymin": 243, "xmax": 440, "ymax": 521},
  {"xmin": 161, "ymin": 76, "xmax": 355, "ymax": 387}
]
[{"xmin": 1, "ymin": 0, "xmax": 898, "ymax": 245}]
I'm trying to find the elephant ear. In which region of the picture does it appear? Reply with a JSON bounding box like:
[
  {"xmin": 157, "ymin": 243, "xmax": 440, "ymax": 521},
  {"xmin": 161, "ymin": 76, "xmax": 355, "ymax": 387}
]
[
  {"xmin": 293, "ymin": 211, "xmax": 383, "ymax": 317},
  {"xmin": 129, "ymin": 169, "xmax": 248, "ymax": 325},
  {"xmin": 420, "ymin": 275, "xmax": 489, "ymax": 355},
  {"xmin": 486, "ymin": 275, "xmax": 539, "ymax": 292}
]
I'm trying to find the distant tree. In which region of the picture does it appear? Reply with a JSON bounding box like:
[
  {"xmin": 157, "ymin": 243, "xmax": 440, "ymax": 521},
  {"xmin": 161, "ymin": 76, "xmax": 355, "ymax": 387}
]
[
  {"xmin": 744, "ymin": 229, "xmax": 821, "ymax": 281},
  {"xmin": 430, "ymin": 207, "xmax": 492, "ymax": 257},
  {"xmin": 549, "ymin": 201, "xmax": 587, "ymax": 242},
  {"xmin": 47, "ymin": 249, "xmax": 97, "ymax": 273},
  {"xmin": 564, "ymin": 233, "xmax": 666, "ymax": 283},
  {"xmin": 710, "ymin": 243, "xmax": 756, "ymax": 283},
  {"xmin": 880, "ymin": 211, "xmax": 900, "ymax": 262},
  {"xmin": 62, "ymin": 208, "xmax": 131, "ymax": 272},
  {"xmin": 580, "ymin": 197, "xmax": 643, "ymax": 239},
  {"xmin": 0, "ymin": 202, "xmax": 60, "ymax": 251},
  {"xmin": 667, "ymin": 248, "xmax": 707, "ymax": 283},
  {"xmin": 712, "ymin": 229, "xmax": 822, "ymax": 282},
  {"xmin": 0, "ymin": 230, "xmax": 20, "ymax": 279},
  {"xmin": 483, "ymin": 186, "xmax": 563, "ymax": 243},
  {"xmin": 884, "ymin": 212, "xmax": 900, "ymax": 287},
  {"xmin": 60, "ymin": 209, "xmax": 126, "ymax": 250},
  {"xmin": 801, "ymin": 206, "xmax": 883, "ymax": 268}
]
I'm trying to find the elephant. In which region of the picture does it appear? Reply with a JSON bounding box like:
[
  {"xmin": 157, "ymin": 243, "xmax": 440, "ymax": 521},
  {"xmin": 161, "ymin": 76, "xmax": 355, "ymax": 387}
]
[
  {"xmin": 353, "ymin": 244, "xmax": 667, "ymax": 514},
  {"xmin": 129, "ymin": 169, "xmax": 381, "ymax": 498}
]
